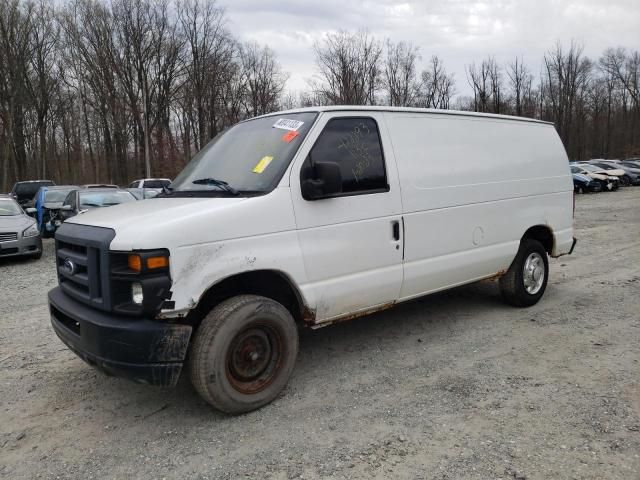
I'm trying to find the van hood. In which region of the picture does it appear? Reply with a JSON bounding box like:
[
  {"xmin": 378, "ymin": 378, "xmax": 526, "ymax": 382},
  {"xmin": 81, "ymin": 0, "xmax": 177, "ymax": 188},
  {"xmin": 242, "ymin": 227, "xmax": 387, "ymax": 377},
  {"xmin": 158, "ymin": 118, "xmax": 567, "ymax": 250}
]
[
  {"xmin": 69, "ymin": 197, "xmax": 248, "ymax": 231},
  {"xmin": 65, "ymin": 190, "xmax": 295, "ymax": 251}
]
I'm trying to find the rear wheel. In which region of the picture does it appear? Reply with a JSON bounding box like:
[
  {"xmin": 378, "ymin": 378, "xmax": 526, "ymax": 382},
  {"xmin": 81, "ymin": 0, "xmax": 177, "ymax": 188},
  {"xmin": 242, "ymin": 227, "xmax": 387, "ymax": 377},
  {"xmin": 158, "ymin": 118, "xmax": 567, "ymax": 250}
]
[
  {"xmin": 499, "ymin": 239, "xmax": 549, "ymax": 307},
  {"xmin": 189, "ymin": 295, "xmax": 299, "ymax": 414}
]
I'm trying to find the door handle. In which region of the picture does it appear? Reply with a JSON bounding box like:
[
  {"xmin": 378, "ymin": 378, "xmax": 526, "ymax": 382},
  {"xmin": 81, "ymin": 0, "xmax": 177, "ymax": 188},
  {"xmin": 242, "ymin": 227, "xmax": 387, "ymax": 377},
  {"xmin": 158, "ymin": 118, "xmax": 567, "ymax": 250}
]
[{"xmin": 392, "ymin": 220, "xmax": 400, "ymax": 241}]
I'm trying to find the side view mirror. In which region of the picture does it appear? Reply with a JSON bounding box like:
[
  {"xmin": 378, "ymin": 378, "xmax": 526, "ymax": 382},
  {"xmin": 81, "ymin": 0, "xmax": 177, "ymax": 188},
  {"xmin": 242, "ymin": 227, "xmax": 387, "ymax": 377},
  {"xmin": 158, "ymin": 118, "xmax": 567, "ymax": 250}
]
[
  {"xmin": 60, "ymin": 205, "xmax": 72, "ymax": 212},
  {"xmin": 301, "ymin": 161, "xmax": 342, "ymax": 200},
  {"xmin": 25, "ymin": 207, "xmax": 37, "ymax": 214}
]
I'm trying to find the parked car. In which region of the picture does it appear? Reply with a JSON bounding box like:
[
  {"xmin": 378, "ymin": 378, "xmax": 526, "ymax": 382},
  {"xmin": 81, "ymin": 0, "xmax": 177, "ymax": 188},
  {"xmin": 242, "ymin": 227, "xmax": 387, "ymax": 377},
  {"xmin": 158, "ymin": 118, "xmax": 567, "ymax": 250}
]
[
  {"xmin": 572, "ymin": 173, "xmax": 601, "ymax": 193},
  {"xmin": 10, "ymin": 180, "xmax": 55, "ymax": 207},
  {"xmin": 127, "ymin": 188, "xmax": 161, "ymax": 200},
  {"xmin": 32, "ymin": 185, "xmax": 80, "ymax": 237},
  {"xmin": 0, "ymin": 195, "xmax": 42, "ymax": 260},
  {"xmin": 58, "ymin": 188, "xmax": 137, "ymax": 223},
  {"xmin": 572, "ymin": 165, "xmax": 620, "ymax": 191},
  {"xmin": 589, "ymin": 161, "xmax": 640, "ymax": 186},
  {"xmin": 48, "ymin": 107, "xmax": 576, "ymax": 414},
  {"xmin": 621, "ymin": 160, "xmax": 640, "ymax": 173},
  {"xmin": 128, "ymin": 178, "xmax": 172, "ymax": 189}
]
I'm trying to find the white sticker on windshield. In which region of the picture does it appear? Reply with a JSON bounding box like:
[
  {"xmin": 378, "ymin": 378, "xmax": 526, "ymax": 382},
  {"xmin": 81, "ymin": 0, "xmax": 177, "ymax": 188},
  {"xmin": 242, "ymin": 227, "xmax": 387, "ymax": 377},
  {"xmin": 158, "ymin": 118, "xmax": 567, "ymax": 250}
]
[{"xmin": 273, "ymin": 118, "xmax": 304, "ymax": 131}]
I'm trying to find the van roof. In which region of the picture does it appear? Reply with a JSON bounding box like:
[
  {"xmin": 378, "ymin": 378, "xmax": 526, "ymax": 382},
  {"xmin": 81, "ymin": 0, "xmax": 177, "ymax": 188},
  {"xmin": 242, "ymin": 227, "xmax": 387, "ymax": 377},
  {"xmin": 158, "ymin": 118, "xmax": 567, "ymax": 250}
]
[{"xmin": 256, "ymin": 106, "xmax": 553, "ymax": 126}]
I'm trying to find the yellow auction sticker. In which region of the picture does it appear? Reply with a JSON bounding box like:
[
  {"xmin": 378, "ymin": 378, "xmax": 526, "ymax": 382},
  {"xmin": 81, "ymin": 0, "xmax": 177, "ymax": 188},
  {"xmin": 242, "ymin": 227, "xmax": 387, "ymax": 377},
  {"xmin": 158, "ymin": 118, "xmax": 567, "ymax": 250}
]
[{"xmin": 253, "ymin": 156, "xmax": 274, "ymax": 173}]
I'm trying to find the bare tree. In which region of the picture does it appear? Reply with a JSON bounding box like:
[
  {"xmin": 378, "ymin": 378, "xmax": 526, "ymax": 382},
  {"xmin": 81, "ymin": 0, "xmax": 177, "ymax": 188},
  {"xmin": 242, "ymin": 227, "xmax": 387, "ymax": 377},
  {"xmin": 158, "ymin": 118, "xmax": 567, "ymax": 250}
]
[
  {"xmin": 466, "ymin": 56, "xmax": 501, "ymax": 113},
  {"xmin": 382, "ymin": 39, "xmax": 420, "ymax": 107},
  {"xmin": 241, "ymin": 42, "xmax": 288, "ymax": 117},
  {"xmin": 0, "ymin": 0, "xmax": 33, "ymax": 184},
  {"xmin": 506, "ymin": 57, "xmax": 533, "ymax": 116},
  {"xmin": 419, "ymin": 55, "xmax": 455, "ymax": 109},
  {"xmin": 543, "ymin": 41, "xmax": 592, "ymax": 153},
  {"xmin": 177, "ymin": 0, "xmax": 232, "ymax": 152},
  {"xmin": 312, "ymin": 30, "xmax": 383, "ymax": 105},
  {"xmin": 24, "ymin": 0, "xmax": 58, "ymax": 178}
]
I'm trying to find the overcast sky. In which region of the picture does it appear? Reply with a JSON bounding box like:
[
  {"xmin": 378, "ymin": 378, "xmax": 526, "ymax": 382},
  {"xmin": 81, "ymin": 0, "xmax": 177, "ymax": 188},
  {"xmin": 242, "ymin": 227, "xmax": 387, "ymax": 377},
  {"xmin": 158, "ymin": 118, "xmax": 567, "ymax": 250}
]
[{"xmin": 219, "ymin": 0, "xmax": 640, "ymax": 98}]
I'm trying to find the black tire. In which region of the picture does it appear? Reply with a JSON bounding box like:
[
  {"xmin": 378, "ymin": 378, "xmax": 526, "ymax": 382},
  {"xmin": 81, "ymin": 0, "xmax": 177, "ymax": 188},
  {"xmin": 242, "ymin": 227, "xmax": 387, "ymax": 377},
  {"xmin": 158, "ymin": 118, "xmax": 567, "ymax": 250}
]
[
  {"xmin": 189, "ymin": 294, "xmax": 299, "ymax": 414},
  {"xmin": 499, "ymin": 239, "xmax": 549, "ymax": 307},
  {"xmin": 30, "ymin": 250, "xmax": 42, "ymax": 260}
]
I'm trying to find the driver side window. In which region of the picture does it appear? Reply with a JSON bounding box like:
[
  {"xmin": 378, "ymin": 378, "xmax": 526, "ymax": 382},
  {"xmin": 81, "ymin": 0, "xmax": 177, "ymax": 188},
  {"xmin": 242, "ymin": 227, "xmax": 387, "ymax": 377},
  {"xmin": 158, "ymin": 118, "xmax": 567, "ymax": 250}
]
[{"xmin": 301, "ymin": 117, "xmax": 389, "ymax": 197}]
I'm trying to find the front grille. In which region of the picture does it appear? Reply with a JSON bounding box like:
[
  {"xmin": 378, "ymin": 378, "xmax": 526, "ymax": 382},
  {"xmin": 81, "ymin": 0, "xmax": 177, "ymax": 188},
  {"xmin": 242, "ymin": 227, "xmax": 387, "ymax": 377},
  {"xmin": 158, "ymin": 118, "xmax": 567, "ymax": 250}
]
[
  {"xmin": 55, "ymin": 223, "xmax": 115, "ymax": 311},
  {"xmin": 57, "ymin": 239, "xmax": 94, "ymax": 301},
  {"xmin": 0, "ymin": 232, "xmax": 18, "ymax": 242}
]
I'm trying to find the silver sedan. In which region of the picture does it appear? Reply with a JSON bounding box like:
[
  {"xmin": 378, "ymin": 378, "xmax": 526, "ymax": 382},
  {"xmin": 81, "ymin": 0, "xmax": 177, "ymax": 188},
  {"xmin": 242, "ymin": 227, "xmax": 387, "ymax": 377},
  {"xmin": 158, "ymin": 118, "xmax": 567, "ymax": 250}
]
[{"xmin": 0, "ymin": 196, "xmax": 42, "ymax": 260}]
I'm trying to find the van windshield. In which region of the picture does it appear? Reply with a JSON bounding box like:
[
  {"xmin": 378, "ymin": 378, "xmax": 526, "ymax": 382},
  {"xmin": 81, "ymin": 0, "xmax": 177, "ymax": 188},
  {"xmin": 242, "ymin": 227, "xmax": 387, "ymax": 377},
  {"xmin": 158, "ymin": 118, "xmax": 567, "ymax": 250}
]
[{"xmin": 169, "ymin": 112, "xmax": 317, "ymax": 196}]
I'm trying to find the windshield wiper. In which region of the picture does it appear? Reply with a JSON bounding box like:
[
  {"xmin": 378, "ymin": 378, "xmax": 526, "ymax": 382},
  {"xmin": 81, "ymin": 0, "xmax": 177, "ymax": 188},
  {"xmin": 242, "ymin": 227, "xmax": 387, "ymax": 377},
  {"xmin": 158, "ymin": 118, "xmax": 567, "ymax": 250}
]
[
  {"xmin": 191, "ymin": 178, "xmax": 238, "ymax": 195},
  {"xmin": 80, "ymin": 203, "xmax": 102, "ymax": 207}
]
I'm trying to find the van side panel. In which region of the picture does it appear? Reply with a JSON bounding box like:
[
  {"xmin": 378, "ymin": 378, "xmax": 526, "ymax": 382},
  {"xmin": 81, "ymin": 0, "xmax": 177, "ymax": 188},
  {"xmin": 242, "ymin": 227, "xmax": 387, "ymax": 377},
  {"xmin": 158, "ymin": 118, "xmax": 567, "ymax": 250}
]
[{"xmin": 384, "ymin": 113, "xmax": 573, "ymax": 300}]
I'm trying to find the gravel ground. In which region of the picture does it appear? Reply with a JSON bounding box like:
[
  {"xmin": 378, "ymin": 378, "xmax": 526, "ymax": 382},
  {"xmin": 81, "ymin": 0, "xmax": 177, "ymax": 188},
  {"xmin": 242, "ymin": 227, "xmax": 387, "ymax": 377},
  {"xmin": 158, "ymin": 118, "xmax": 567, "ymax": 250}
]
[{"xmin": 1, "ymin": 188, "xmax": 639, "ymax": 480}]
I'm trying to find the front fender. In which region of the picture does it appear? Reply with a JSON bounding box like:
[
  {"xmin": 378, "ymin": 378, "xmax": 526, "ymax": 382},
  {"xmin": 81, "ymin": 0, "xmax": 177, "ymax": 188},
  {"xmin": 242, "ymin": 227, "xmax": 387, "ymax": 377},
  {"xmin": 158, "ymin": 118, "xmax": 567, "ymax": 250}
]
[{"xmin": 164, "ymin": 230, "xmax": 309, "ymax": 314}]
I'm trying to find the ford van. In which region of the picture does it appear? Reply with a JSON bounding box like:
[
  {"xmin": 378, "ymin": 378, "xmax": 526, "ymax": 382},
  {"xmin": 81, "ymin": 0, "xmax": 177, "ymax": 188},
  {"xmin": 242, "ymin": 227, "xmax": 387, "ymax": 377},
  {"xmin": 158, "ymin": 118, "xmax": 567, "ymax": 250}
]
[{"xmin": 48, "ymin": 107, "xmax": 576, "ymax": 413}]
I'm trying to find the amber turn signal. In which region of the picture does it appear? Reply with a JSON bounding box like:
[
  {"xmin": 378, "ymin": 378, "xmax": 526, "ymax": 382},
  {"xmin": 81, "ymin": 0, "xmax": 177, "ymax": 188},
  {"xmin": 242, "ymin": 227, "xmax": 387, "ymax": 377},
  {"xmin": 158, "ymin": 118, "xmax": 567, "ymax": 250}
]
[
  {"xmin": 128, "ymin": 254, "xmax": 142, "ymax": 272},
  {"xmin": 146, "ymin": 256, "xmax": 169, "ymax": 269}
]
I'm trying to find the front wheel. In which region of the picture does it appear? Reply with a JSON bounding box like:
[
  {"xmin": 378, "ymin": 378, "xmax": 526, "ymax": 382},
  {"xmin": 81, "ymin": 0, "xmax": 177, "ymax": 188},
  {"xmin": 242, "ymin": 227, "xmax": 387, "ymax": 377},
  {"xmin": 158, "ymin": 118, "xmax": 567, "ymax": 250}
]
[
  {"xmin": 499, "ymin": 239, "xmax": 549, "ymax": 307},
  {"xmin": 189, "ymin": 295, "xmax": 299, "ymax": 414}
]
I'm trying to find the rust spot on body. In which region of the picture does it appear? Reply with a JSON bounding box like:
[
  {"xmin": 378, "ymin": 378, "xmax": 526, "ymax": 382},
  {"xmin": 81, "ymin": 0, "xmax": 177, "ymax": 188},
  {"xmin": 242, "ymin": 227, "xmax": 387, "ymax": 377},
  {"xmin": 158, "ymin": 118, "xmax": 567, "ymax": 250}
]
[
  {"xmin": 302, "ymin": 305, "xmax": 317, "ymax": 326},
  {"xmin": 308, "ymin": 301, "xmax": 396, "ymax": 329},
  {"xmin": 480, "ymin": 269, "xmax": 507, "ymax": 283}
]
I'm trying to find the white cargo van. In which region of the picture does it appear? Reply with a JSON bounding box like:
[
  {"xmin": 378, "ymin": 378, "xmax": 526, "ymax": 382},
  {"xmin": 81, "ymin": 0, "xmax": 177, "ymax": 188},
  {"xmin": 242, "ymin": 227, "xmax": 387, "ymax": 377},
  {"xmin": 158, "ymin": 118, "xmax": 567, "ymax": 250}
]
[{"xmin": 49, "ymin": 107, "xmax": 575, "ymax": 413}]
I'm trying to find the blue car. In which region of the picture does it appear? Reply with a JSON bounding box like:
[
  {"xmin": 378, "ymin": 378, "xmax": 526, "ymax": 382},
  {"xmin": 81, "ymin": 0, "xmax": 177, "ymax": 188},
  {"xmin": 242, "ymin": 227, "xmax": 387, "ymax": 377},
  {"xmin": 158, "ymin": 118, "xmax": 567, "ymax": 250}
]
[{"xmin": 32, "ymin": 185, "xmax": 79, "ymax": 237}]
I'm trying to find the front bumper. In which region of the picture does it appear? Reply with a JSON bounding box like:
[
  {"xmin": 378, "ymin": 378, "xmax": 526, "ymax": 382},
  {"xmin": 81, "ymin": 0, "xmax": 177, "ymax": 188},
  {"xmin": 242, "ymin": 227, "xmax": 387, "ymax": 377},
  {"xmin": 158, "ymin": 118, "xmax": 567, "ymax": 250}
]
[
  {"xmin": 0, "ymin": 233, "xmax": 42, "ymax": 258},
  {"xmin": 49, "ymin": 286, "xmax": 192, "ymax": 386}
]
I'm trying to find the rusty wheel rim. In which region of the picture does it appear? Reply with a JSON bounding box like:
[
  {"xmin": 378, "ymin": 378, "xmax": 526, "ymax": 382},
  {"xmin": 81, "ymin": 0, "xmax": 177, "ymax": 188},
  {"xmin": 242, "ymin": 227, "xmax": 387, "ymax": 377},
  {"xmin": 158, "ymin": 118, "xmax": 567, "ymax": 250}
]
[{"xmin": 226, "ymin": 324, "xmax": 283, "ymax": 394}]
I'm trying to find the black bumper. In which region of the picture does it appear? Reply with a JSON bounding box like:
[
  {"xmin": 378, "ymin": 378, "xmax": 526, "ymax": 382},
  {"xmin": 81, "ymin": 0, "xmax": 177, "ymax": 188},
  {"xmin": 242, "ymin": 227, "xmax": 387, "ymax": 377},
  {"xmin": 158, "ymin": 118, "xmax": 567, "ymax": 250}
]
[{"xmin": 49, "ymin": 286, "xmax": 192, "ymax": 387}]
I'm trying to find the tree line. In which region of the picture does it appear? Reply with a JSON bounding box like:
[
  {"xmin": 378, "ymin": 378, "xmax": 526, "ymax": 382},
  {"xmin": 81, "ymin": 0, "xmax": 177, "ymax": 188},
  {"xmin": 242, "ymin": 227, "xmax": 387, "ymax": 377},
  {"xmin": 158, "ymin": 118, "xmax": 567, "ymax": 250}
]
[
  {"xmin": 0, "ymin": 1, "xmax": 638, "ymax": 191},
  {"xmin": 0, "ymin": 0, "xmax": 287, "ymax": 190},
  {"xmin": 307, "ymin": 31, "xmax": 639, "ymax": 163}
]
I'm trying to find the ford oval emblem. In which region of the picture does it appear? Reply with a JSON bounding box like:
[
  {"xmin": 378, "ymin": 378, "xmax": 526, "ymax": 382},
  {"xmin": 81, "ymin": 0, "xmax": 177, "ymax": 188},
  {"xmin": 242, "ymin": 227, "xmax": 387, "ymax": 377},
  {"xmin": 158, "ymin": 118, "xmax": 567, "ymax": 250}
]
[{"xmin": 62, "ymin": 258, "xmax": 77, "ymax": 275}]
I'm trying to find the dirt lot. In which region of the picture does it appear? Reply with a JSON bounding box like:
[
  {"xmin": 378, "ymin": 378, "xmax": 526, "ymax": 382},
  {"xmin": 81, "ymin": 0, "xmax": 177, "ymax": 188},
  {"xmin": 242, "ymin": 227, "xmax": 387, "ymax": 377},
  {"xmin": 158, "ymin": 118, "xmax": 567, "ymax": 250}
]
[{"xmin": 1, "ymin": 188, "xmax": 639, "ymax": 480}]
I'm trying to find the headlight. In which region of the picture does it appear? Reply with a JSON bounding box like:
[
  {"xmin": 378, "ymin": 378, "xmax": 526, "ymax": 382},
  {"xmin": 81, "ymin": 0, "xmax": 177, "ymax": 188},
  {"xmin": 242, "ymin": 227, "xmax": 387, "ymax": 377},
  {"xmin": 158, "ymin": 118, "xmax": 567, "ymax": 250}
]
[
  {"xmin": 131, "ymin": 282, "xmax": 144, "ymax": 304},
  {"xmin": 22, "ymin": 223, "xmax": 39, "ymax": 237}
]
